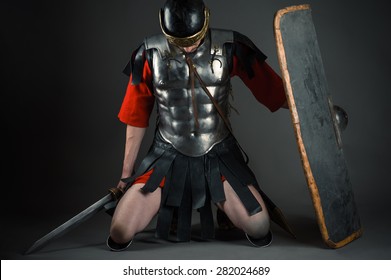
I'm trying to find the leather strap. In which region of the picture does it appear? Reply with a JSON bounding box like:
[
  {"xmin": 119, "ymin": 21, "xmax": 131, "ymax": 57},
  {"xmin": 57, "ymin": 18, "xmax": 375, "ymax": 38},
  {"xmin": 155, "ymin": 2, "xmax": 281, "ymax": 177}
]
[
  {"xmin": 185, "ymin": 54, "xmax": 249, "ymax": 163},
  {"xmin": 185, "ymin": 54, "xmax": 233, "ymax": 133},
  {"xmin": 185, "ymin": 56, "xmax": 200, "ymax": 131}
]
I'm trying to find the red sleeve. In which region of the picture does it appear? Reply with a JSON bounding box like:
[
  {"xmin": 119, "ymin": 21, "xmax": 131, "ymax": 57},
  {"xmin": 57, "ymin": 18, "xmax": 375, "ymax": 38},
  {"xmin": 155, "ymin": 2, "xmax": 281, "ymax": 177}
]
[
  {"xmin": 231, "ymin": 55, "xmax": 286, "ymax": 112},
  {"xmin": 118, "ymin": 60, "xmax": 155, "ymax": 127}
]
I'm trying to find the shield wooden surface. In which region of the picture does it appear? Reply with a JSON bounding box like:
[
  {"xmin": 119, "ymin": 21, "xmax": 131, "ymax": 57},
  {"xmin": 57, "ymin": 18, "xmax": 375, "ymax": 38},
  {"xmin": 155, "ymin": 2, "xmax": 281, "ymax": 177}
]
[{"xmin": 274, "ymin": 4, "xmax": 362, "ymax": 248}]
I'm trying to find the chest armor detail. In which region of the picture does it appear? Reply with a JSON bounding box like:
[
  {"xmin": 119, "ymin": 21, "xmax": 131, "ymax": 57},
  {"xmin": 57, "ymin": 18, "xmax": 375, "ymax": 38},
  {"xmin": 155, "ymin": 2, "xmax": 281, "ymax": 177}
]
[{"xmin": 145, "ymin": 29, "xmax": 234, "ymax": 156}]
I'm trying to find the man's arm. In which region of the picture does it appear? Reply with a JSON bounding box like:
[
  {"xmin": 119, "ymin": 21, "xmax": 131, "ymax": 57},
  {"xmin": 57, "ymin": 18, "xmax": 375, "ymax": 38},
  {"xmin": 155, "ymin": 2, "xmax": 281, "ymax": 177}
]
[
  {"xmin": 232, "ymin": 56, "xmax": 287, "ymax": 112},
  {"xmin": 228, "ymin": 35, "xmax": 287, "ymax": 112},
  {"xmin": 117, "ymin": 125, "xmax": 146, "ymax": 190}
]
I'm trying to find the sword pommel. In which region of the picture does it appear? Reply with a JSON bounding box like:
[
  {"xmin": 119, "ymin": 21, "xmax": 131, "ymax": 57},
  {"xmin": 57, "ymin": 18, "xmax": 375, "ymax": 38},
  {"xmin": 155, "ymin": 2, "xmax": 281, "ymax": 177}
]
[{"xmin": 108, "ymin": 187, "xmax": 124, "ymax": 200}]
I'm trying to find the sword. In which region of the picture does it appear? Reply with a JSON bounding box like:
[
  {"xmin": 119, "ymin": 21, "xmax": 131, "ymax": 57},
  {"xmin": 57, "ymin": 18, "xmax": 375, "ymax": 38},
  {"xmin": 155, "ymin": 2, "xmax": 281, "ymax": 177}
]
[{"xmin": 25, "ymin": 187, "xmax": 123, "ymax": 255}]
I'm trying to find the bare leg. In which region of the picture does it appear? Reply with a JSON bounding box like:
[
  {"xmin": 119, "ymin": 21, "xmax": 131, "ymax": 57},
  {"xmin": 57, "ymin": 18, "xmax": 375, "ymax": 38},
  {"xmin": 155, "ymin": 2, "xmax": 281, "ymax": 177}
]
[
  {"xmin": 110, "ymin": 183, "xmax": 161, "ymax": 244},
  {"xmin": 217, "ymin": 181, "xmax": 270, "ymax": 239}
]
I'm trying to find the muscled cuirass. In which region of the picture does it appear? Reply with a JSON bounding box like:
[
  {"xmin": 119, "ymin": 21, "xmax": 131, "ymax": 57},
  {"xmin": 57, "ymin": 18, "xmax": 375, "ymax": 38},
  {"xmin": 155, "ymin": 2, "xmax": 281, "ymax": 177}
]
[{"xmin": 144, "ymin": 29, "xmax": 234, "ymax": 156}]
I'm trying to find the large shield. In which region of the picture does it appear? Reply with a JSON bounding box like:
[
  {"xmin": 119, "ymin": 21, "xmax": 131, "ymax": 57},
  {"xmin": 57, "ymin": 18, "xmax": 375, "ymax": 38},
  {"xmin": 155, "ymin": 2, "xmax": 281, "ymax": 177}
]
[{"xmin": 274, "ymin": 4, "xmax": 362, "ymax": 248}]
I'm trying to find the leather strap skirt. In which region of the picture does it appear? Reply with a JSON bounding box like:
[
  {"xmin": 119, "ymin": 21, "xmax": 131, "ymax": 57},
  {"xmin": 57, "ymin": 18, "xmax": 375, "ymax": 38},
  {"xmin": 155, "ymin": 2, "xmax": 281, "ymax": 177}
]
[{"xmin": 121, "ymin": 132, "xmax": 270, "ymax": 242}]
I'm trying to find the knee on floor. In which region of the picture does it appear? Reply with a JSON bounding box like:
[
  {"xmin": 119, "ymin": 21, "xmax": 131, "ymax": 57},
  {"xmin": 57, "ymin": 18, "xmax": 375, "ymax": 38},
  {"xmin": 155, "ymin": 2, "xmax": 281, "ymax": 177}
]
[
  {"xmin": 243, "ymin": 215, "xmax": 270, "ymax": 239},
  {"xmin": 109, "ymin": 223, "xmax": 134, "ymax": 244}
]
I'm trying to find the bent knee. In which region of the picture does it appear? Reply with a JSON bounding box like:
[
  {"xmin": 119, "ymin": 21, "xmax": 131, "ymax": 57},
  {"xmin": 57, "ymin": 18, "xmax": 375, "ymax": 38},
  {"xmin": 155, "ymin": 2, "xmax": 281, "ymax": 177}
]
[
  {"xmin": 243, "ymin": 212, "xmax": 270, "ymax": 239},
  {"xmin": 110, "ymin": 222, "xmax": 135, "ymax": 244}
]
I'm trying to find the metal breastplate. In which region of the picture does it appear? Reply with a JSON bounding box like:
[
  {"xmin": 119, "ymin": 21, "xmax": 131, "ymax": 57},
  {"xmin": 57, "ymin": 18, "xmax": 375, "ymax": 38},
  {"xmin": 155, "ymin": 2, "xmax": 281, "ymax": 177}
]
[{"xmin": 145, "ymin": 29, "xmax": 234, "ymax": 157}]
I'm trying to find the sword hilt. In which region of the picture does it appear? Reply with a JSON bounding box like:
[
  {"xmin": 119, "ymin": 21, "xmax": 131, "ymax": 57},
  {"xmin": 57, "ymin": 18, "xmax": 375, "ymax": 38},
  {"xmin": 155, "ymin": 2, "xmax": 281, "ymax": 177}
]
[{"xmin": 108, "ymin": 187, "xmax": 124, "ymax": 201}]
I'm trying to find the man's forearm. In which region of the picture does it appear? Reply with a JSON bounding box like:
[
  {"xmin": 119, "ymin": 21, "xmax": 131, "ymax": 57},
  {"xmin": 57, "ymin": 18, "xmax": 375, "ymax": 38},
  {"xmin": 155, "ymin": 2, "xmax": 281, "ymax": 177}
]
[{"xmin": 121, "ymin": 125, "xmax": 147, "ymax": 179}]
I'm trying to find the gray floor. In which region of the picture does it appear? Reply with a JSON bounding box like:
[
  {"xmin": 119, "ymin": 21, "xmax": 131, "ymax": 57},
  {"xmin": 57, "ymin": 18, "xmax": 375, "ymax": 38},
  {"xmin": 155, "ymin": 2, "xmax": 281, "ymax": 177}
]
[{"xmin": 2, "ymin": 201, "xmax": 390, "ymax": 260}]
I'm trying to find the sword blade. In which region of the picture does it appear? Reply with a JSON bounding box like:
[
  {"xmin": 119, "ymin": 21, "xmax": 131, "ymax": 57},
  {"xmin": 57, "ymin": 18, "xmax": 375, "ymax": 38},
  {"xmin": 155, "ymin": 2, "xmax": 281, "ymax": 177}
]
[{"xmin": 25, "ymin": 193, "xmax": 113, "ymax": 255}]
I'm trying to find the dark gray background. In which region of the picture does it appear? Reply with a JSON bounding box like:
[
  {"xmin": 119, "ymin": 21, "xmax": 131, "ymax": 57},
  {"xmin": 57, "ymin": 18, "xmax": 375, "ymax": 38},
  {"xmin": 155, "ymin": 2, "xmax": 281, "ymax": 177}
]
[{"xmin": 1, "ymin": 0, "xmax": 390, "ymax": 260}]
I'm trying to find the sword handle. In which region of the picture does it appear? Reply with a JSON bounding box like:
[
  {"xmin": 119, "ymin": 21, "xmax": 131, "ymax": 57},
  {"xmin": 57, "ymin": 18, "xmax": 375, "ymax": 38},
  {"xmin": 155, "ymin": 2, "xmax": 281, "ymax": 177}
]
[{"xmin": 108, "ymin": 187, "xmax": 124, "ymax": 200}]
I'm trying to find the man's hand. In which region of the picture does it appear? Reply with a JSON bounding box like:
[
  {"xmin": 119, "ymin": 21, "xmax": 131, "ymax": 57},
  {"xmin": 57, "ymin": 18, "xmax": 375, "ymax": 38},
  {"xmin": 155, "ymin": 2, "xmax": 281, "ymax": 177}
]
[{"xmin": 117, "ymin": 180, "xmax": 128, "ymax": 192}]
